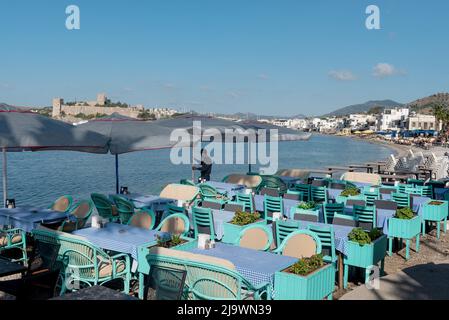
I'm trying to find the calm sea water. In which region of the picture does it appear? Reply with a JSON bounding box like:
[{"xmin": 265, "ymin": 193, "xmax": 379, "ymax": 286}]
[{"xmin": 0, "ymin": 134, "xmax": 394, "ymax": 207}]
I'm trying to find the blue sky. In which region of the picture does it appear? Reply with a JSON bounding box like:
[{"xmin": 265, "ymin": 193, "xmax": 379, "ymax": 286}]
[{"xmin": 1, "ymin": 0, "xmax": 449, "ymax": 116}]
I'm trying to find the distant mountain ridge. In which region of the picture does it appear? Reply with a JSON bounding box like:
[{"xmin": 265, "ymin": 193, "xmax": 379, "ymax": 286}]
[{"xmin": 322, "ymin": 100, "xmax": 403, "ymax": 117}]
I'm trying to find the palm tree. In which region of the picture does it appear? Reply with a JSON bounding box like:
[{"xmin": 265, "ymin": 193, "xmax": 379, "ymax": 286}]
[{"xmin": 433, "ymin": 102, "xmax": 449, "ymax": 138}]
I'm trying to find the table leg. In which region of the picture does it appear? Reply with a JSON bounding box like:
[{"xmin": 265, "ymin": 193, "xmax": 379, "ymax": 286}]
[{"xmin": 338, "ymin": 252, "xmax": 344, "ymax": 290}]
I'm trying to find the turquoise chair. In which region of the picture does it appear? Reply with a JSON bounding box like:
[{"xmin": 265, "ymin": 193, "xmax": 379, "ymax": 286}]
[
  {"xmin": 332, "ymin": 212, "xmax": 358, "ymax": 227},
  {"xmin": 191, "ymin": 206, "xmax": 215, "ymax": 240},
  {"xmin": 236, "ymin": 225, "xmax": 273, "ymax": 251},
  {"xmin": 111, "ymin": 195, "xmax": 135, "ymax": 224},
  {"xmin": 155, "ymin": 213, "xmax": 191, "ymax": 237},
  {"xmin": 167, "ymin": 204, "xmax": 186, "ymax": 216},
  {"xmin": 274, "ymin": 230, "xmax": 322, "ymax": 259},
  {"xmin": 391, "ymin": 192, "xmax": 410, "ymax": 208},
  {"xmin": 292, "ymin": 183, "xmax": 311, "ymax": 201},
  {"xmin": 404, "ymin": 186, "xmax": 423, "ymax": 196},
  {"xmin": 285, "ymin": 190, "xmax": 303, "ymax": 201},
  {"xmin": 418, "ymin": 185, "xmax": 433, "ymax": 198},
  {"xmin": 307, "ymin": 224, "xmax": 337, "ymax": 267},
  {"xmin": 363, "ymin": 190, "xmax": 380, "ymax": 207},
  {"xmin": 49, "ymin": 195, "xmax": 73, "ymax": 213},
  {"xmin": 274, "ymin": 220, "xmax": 301, "ymax": 248},
  {"xmin": 128, "ymin": 208, "xmax": 156, "ymax": 230},
  {"xmin": 58, "ymin": 200, "xmax": 94, "ymax": 232},
  {"xmin": 235, "ymin": 193, "xmax": 255, "ymax": 212},
  {"xmin": 32, "ymin": 229, "xmax": 131, "ymax": 295},
  {"xmin": 263, "ymin": 195, "xmax": 283, "ymax": 222},
  {"xmin": 0, "ymin": 228, "xmax": 27, "ymax": 264},
  {"xmin": 199, "ymin": 184, "xmax": 227, "ymax": 204},
  {"xmin": 259, "ymin": 175, "xmax": 288, "ymax": 195},
  {"xmin": 323, "ymin": 203, "xmax": 345, "ymax": 225},
  {"xmin": 180, "ymin": 179, "xmax": 195, "ymax": 186},
  {"xmin": 311, "ymin": 186, "xmax": 328, "ymax": 203},
  {"xmin": 91, "ymin": 193, "xmax": 119, "ymax": 222},
  {"xmin": 354, "ymin": 205, "xmax": 376, "ymax": 231},
  {"xmin": 407, "ymin": 179, "xmax": 425, "ymax": 186}
]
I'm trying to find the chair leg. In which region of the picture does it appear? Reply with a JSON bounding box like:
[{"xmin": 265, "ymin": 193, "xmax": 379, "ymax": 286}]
[
  {"xmin": 444, "ymin": 218, "xmax": 448, "ymax": 233},
  {"xmin": 388, "ymin": 237, "xmax": 393, "ymax": 256},
  {"xmin": 138, "ymin": 272, "xmax": 145, "ymax": 299},
  {"xmin": 327, "ymin": 293, "xmax": 333, "ymax": 300},
  {"xmin": 437, "ymin": 221, "xmax": 441, "ymax": 240},
  {"xmin": 343, "ymin": 264, "xmax": 349, "ymax": 289},
  {"xmin": 416, "ymin": 234, "xmax": 420, "ymax": 252},
  {"xmin": 422, "ymin": 221, "xmax": 426, "ymax": 236},
  {"xmin": 123, "ymin": 273, "xmax": 130, "ymax": 294},
  {"xmin": 405, "ymin": 239, "xmax": 410, "ymax": 260},
  {"xmin": 380, "ymin": 259, "xmax": 385, "ymax": 276},
  {"xmin": 365, "ymin": 268, "xmax": 371, "ymax": 285}
]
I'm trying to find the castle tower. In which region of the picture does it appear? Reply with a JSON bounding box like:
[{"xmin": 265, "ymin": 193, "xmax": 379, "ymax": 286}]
[
  {"xmin": 97, "ymin": 93, "xmax": 107, "ymax": 106},
  {"xmin": 52, "ymin": 98, "xmax": 63, "ymax": 117}
]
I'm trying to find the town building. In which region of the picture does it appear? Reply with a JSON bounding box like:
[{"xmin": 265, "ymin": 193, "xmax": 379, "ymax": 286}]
[
  {"xmin": 377, "ymin": 108, "xmax": 409, "ymax": 131},
  {"xmin": 407, "ymin": 114, "xmax": 441, "ymax": 131}
]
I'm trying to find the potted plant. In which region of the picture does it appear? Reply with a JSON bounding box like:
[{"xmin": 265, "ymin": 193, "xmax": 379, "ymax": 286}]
[
  {"xmin": 335, "ymin": 187, "xmax": 364, "ymax": 204},
  {"xmin": 274, "ymin": 254, "xmax": 335, "ymax": 300},
  {"xmin": 292, "ymin": 201, "xmax": 321, "ymax": 216},
  {"xmin": 387, "ymin": 207, "xmax": 421, "ymax": 260},
  {"xmin": 222, "ymin": 211, "xmax": 265, "ymax": 244},
  {"xmin": 343, "ymin": 228, "xmax": 387, "ymax": 288},
  {"xmin": 421, "ymin": 200, "xmax": 448, "ymax": 239}
]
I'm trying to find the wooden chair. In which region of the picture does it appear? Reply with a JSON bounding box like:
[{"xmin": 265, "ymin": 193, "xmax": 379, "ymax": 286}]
[
  {"xmin": 236, "ymin": 225, "xmax": 273, "ymax": 251},
  {"xmin": 128, "ymin": 209, "xmax": 156, "ymax": 230},
  {"xmin": 273, "ymin": 230, "xmax": 322, "ymax": 259},
  {"xmin": 49, "ymin": 195, "xmax": 73, "ymax": 213}
]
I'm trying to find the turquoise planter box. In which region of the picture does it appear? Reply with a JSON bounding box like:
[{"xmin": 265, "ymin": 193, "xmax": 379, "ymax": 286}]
[
  {"xmin": 344, "ymin": 235, "xmax": 387, "ymax": 268},
  {"xmin": 421, "ymin": 201, "xmax": 448, "ymax": 222},
  {"xmin": 221, "ymin": 220, "xmax": 266, "ymax": 244},
  {"xmin": 274, "ymin": 263, "xmax": 335, "ymax": 300},
  {"xmin": 388, "ymin": 216, "xmax": 422, "ymax": 239},
  {"xmin": 335, "ymin": 195, "xmax": 365, "ymax": 205},
  {"xmin": 290, "ymin": 206, "xmax": 321, "ymax": 220}
]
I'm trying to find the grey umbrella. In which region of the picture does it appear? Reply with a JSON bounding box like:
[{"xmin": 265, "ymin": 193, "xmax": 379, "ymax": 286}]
[{"xmin": 0, "ymin": 110, "xmax": 109, "ymax": 207}]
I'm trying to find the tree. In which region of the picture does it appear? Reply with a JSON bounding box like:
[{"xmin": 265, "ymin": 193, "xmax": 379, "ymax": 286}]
[{"xmin": 433, "ymin": 102, "xmax": 449, "ymax": 137}]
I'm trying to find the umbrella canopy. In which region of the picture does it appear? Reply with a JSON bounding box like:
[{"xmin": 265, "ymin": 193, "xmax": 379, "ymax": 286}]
[{"xmin": 0, "ymin": 110, "xmax": 110, "ymax": 207}]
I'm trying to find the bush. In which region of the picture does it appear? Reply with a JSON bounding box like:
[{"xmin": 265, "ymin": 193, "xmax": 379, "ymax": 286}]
[
  {"xmin": 289, "ymin": 254, "xmax": 324, "ymax": 276},
  {"xmin": 297, "ymin": 201, "xmax": 317, "ymax": 210},
  {"xmin": 230, "ymin": 211, "xmax": 261, "ymax": 226},
  {"xmin": 340, "ymin": 187, "xmax": 361, "ymax": 197},
  {"xmin": 348, "ymin": 228, "xmax": 372, "ymax": 245},
  {"xmin": 395, "ymin": 207, "xmax": 414, "ymax": 220},
  {"xmin": 368, "ymin": 228, "xmax": 383, "ymax": 241}
]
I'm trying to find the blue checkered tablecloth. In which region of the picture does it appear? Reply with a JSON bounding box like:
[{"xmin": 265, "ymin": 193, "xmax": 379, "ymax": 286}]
[
  {"xmin": 254, "ymin": 195, "xmax": 299, "ymax": 217},
  {"xmin": 187, "ymin": 209, "xmax": 235, "ymax": 240},
  {"xmin": 111, "ymin": 194, "xmax": 175, "ymax": 212},
  {"xmin": 205, "ymin": 181, "xmax": 246, "ymax": 198},
  {"xmin": 380, "ymin": 194, "xmax": 430, "ymax": 215},
  {"xmin": 0, "ymin": 206, "xmax": 69, "ymax": 232},
  {"xmin": 185, "ymin": 242, "xmax": 297, "ymax": 296}
]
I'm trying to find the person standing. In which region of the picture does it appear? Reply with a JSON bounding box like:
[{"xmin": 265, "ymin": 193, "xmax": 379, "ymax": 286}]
[{"xmin": 192, "ymin": 149, "xmax": 212, "ymax": 182}]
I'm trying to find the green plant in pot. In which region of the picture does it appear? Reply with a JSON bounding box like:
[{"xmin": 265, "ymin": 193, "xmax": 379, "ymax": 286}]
[
  {"xmin": 297, "ymin": 201, "xmax": 317, "ymax": 210},
  {"xmin": 348, "ymin": 227, "xmax": 383, "ymax": 246},
  {"xmin": 156, "ymin": 233, "xmax": 186, "ymax": 248},
  {"xmin": 230, "ymin": 211, "xmax": 261, "ymax": 226},
  {"xmin": 289, "ymin": 254, "xmax": 325, "ymax": 276},
  {"xmin": 340, "ymin": 187, "xmax": 361, "ymax": 198},
  {"xmin": 395, "ymin": 207, "xmax": 415, "ymax": 220}
]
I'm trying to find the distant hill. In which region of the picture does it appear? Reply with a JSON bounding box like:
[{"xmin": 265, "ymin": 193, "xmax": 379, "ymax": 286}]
[
  {"xmin": 322, "ymin": 100, "xmax": 403, "ymax": 117},
  {"xmin": 407, "ymin": 92, "xmax": 449, "ymax": 114},
  {"xmin": 210, "ymin": 112, "xmax": 306, "ymax": 120}
]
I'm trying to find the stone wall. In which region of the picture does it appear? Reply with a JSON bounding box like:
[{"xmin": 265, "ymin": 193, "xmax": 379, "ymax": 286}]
[{"xmin": 59, "ymin": 105, "xmax": 144, "ymax": 118}]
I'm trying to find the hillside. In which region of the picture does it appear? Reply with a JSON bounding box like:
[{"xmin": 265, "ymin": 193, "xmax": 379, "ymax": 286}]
[
  {"xmin": 407, "ymin": 92, "xmax": 449, "ymax": 114},
  {"xmin": 322, "ymin": 100, "xmax": 403, "ymax": 117}
]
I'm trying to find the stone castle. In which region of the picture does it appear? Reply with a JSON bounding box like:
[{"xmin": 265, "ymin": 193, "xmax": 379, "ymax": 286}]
[{"xmin": 52, "ymin": 93, "xmax": 177, "ymax": 119}]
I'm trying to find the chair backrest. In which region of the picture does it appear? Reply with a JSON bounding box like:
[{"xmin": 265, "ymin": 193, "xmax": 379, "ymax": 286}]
[
  {"xmin": 332, "ymin": 213, "xmax": 358, "ymax": 227},
  {"xmin": 179, "ymin": 179, "xmax": 195, "ymax": 186},
  {"xmin": 235, "ymin": 193, "xmax": 255, "ymax": 212},
  {"xmin": 291, "ymin": 183, "xmax": 311, "ymax": 201},
  {"xmin": 346, "ymin": 199, "xmax": 366, "ymax": 207},
  {"xmin": 50, "ymin": 195, "xmax": 73, "ymax": 213},
  {"xmin": 69, "ymin": 200, "xmax": 94, "ymax": 228},
  {"xmin": 354, "ymin": 205, "xmax": 376, "ymax": 230},
  {"xmin": 391, "ymin": 192, "xmax": 410, "ymax": 208},
  {"xmin": 379, "ymin": 187, "xmax": 397, "ymax": 195},
  {"xmin": 263, "ymin": 195, "xmax": 283, "ymax": 221},
  {"xmin": 27, "ymin": 240, "xmax": 61, "ymax": 275},
  {"xmin": 284, "ymin": 190, "xmax": 303, "ymax": 201},
  {"xmin": 167, "ymin": 204, "xmax": 186, "ymax": 216},
  {"xmin": 259, "ymin": 187, "xmax": 280, "ymax": 197},
  {"xmin": 311, "ymin": 186, "xmax": 327, "ymax": 203},
  {"xmin": 373, "ymin": 200, "xmax": 398, "ymax": 210},
  {"xmin": 128, "ymin": 209, "xmax": 155, "ymax": 230},
  {"xmin": 199, "ymin": 184, "xmax": 223, "ymax": 200},
  {"xmin": 293, "ymin": 212, "xmax": 319, "ymax": 223},
  {"xmin": 278, "ymin": 230, "xmax": 322, "ymax": 259},
  {"xmin": 274, "ymin": 220, "xmax": 300, "ymax": 248},
  {"xmin": 110, "ymin": 195, "xmax": 135, "ymax": 224},
  {"xmin": 201, "ymin": 201, "xmax": 223, "ymax": 210},
  {"xmin": 90, "ymin": 193, "xmax": 114, "ymax": 220},
  {"xmin": 307, "ymin": 224, "xmax": 336, "ymax": 263},
  {"xmin": 404, "ymin": 185, "xmax": 422, "ymax": 196},
  {"xmin": 275, "ymin": 169, "xmax": 310, "ymax": 180},
  {"xmin": 419, "ymin": 185, "xmax": 433, "ymax": 198},
  {"xmin": 223, "ymin": 202, "xmax": 244, "ymax": 212},
  {"xmin": 222, "ymin": 174, "xmax": 262, "ymax": 189},
  {"xmin": 323, "ymin": 203, "xmax": 344, "ymax": 224},
  {"xmin": 156, "ymin": 213, "xmax": 190, "ymax": 236},
  {"xmin": 363, "ymin": 190, "xmax": 380, "ymax": 206},
  {"xmin": 148, "ymin": 265, "xmax": 187, "ymax": 300},
  {"xmin": 341, "ymin": 172, "xmax": 381, "ymax": 185},
  {"xmin": 237, "ymin": 225, "xmax": 273, "ymax": 251},
  {"xmin": 159, "ymin": 184, "xmax": 200, "ymax": 202},
  {"xmin": 259, "ymin": 175, "xmax": 287, "ymax": 195},
  {"xmin": 191, "ymin": 207, "xmax": 215, "ymax": 240}
]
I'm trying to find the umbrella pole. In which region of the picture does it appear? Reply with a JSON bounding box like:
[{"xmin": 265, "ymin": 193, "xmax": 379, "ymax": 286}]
[
  {"xmin": 191, "ymin": 144, "xmax": 195, "ymax": 182},
  {"xmin": 248, "ymin": 142, "xmax": 252, "ymax": 174},
  {"xmin": 2, "ymin": 148, "xmax": 7, "ymax": 208},
  {"xmin": 115, "ymin": 154, "xmax": 119, "ymax": 194}
]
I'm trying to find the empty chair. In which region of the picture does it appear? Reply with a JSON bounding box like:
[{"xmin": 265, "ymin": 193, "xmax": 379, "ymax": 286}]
[
  {"xmin": 236, "ymin": 225, "xmax": 273, "ymax": 251},
  {"xmin": 274, "ymin": 220, "xmax": 300, "ymax": 248},
  {"xmin": 363, "ymin": 190, "xmax": 380, "ymax": 207},
  {"xmin": 146, "ymin": 266, "xmax": 187, "ymax": 300},
  {"xmin": 346, "ymin": 199, "xmax": 366, "ymax": 207},
  {"xmin": 419, "ymin": 185, "xmax": 433, "ymax": 198},
  {"xmin": 332, "ymin": 213, "xmax": 358, "ymax": 227},
  {"xmin": 391, "ymin": 192, "xmax": 411, "ymax": 208},
  {"xmin": 291, "ymin": 183, "xmax": 311, "ymax": 201},
  {"xmin": 407, "ymin": 178, "xmax": 425, "ymax": 186},
  {"xmin": 307, "ymin": 224, "xmax": 337, "ymax": 266},
  {"xmin": 324, "ymin": 203, "xmax": 345, "ymax": 224},
  {"xmin": 311, "ymin": 186, "xmax": 328, "ymax": 203},
  {"xmin": 166, "ymin": 204, "xmax": 186, "ymax": 216},
  {"xmin": 283, "ymin": 190, "xmax": 303, "ymax": 201},
  {"xmin": 155, "ymin": 213, "xmax": 190, "ymax": 237},
  {"xmin": 91, "ymin": 193, "xmax": 119, "ymax": 222},
  {"xmin": 373, "ymin": 200, "xmax": 398, "ymax": 210},
  {"xmin": 0, "ymin": 228, "xmax": 27, "ymax": 264},
  {"xmin": 191, "ymin": 207, "xmax": 215, "ymax": 240},
  {"xmin": 263, "ymin": 195, "xmax": 283, "ymax": 222},
  {"xmin": 311, "ymin": 179, "xmax": 327, "ymax": 187},
  {"xmin": 128, "ymin": 209, "xmax": 156, "ymax": 230},
  {"xmin": 49, "ymin": 195, "xmax": 73, "ymax": 213},
  {"xmin": 201, "ymin": 201, "xmax": 223, "ymax": 210},
  {"xmin": 223, "ymin": 202, "xmax": 244, "ymax": 212},
  {"xmin": 199, "ymin": 184, "xmax": 227, "ymax": 203},
  {"xmin": 111, "ymin": 195, "xmax": 136, "ymax": 224},
  {"xmin": 259, "ymin": 187, "xmax": 280, "ymax": 197},
  {"xmin": 58, "ymin": 200, "xmax": 94, "ymax": 232},
  {"xmin": 293, "ymin": 211, "xmax": 319, "ymax": 223},
  {"xmin": 221, "ymin": 174, "xmax": 263, "ymax": 190},
  {"xmin": 354, "ymin": 205, "xmax": 376, "ymax": 231},
  {"xmin": 379, "ymin": 188, "xmax": 396, "ymax": 196},
  {"xmin": 259, "ymin": 175, "xmax": 288, "ymax": 195},
  {"xmin": 235, "ymin": 193, "xmax": 255, "ymax": 212},
  {"xmin": 404, "ymin": 185, "xmax": 422, "ymax": 196},
  {"xmin": 274, "ymin": 230, "xmax": 322, "ymax": 259}
]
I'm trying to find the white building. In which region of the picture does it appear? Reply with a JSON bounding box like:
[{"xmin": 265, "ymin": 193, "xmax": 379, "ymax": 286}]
[
  {"xmin": 407, "ymin": 114, "xmax": 441, "ymax": 131},
  {"xmin": 377, "ymin": 108, "xmax": 409, "ymax": 131}
]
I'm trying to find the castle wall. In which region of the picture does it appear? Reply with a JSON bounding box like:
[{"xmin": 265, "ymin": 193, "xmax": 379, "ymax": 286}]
[{"xmin": 59, "ymin": 105, "xmax": 143, "ymax": 118}]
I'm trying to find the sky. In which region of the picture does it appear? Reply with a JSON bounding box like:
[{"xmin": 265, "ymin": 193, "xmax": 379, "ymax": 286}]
[{"xmin": 1, "ymin": 0, "xmax": 449, "ymax": 116}]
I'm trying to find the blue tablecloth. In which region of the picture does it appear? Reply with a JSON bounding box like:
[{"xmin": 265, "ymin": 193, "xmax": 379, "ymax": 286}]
[
  {"xmin": 112, "ymin": 194, "xmax": 175, "ymax": 212},
  {"xmin": 277, "ymin": 176, "xmax": 301, "ymax": 187},
  {"xmin": 187, "ymin": 209, "xmax": 235, "ymax": 240},
  {"xmin": 0, "ymin": 207, "xmax": 69, "ymax": 232},
  {"xmin": 434, "ymin": 188, "xmax": 449, "ymax": 200},
  {"xmin": 254, "ymin": 195, "xmax": 299, "ymax": 217},
  {"xmin": 72, "ymin": 223, "xmax": 165, "ymax": 260},
  {"xmin": 380, "ymin": 194, "xmax": 430, "ymax": 214},
  {"xmin": 328, "ymin": 188, "xmax": 342, "ymax": 200},
  {"xmin": 205, "ymin": 181, "xmax": 246, "ymax": 198},
  {"xmin": 185, "ymin": 242, "xmax": 297, "ymax": 295}
]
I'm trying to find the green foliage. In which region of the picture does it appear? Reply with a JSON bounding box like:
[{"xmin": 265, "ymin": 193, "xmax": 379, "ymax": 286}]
[
  {"xmin": 138, "ymin": 110, "xmax": 156, "ymax": 120},
  {"xmin": 297, "ymin": 201, "xmax": 317, "ymax": 210},
  {"xmin": 156, "ymin": 234, "xmax": 184, "ymax": 248},
  {"xmin": 340, "ymin": 187, "xmax": 361, "ymax": 197},
  {"xmin": 289, "ymin": 254, "xmax": 324, "ymax": 276},
  {"xmin": 368, "ymin": 228, "xmax": 383, "ymax": 241},
  {"xmin": 395, "ymin": 207, "xmax": 415, "ymax": 220},
  {"xmin": 74, "ymin": 113, "xmax": 108, "ymax": 120},
  {"xmin": 230, "ymin": 211, "xmax": 261, "ymax": 226},
  {"xmin": 348, "ymin": 228, "xmax": 372, "ymax": 246}
]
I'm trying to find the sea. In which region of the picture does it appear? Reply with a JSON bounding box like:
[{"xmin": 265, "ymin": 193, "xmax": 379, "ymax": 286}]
[{"xmin": 0, "ymin": 134, "xmax": 394, "ymax": 207}]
